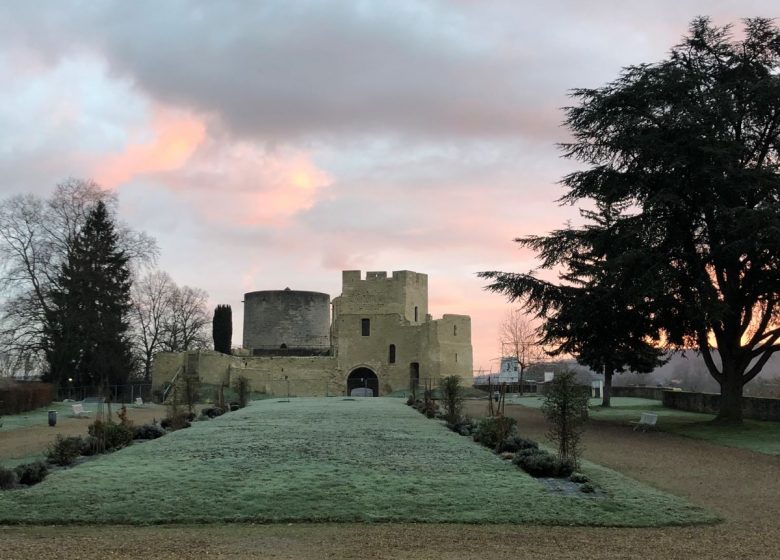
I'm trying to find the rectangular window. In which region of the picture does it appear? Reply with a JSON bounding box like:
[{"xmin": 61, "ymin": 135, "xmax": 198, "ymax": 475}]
[
  {"xmin": 361, "ymin": 318, "xmax": 370, "ymax": 336},
  {"xmin": 389, "ymin": 344, "xmax": 396, "ymax": 363}
]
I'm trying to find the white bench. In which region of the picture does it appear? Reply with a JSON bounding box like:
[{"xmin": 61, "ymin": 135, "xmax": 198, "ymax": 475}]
[
  {"xmin": 71, "ymin": 403, "xmax": 90, "ymax": 418},
  {"xmin": 631, "ymin": 412, "xmax": 658, "ymax": 432},
  {"xmin": 133, "ymin": 397, "xmax": 144, "ymax": 407}
]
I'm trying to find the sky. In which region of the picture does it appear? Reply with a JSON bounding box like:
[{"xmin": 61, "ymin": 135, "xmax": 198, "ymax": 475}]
[{"xmin": 1, "ymin": 1, "xmax": 777, "ymax": 373}]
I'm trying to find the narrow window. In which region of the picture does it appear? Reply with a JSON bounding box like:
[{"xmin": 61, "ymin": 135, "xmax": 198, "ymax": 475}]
[
  {"xmin": 361, "ymin": 318, "xmax": 370, "ymax": 336},
  {"xmin": 388, "ymin": 344, "xmax": 396, "ymax": 364},
  {"xmin": 453, "ymin": 325, "xmax": 457, "ymax": 336},
  {"xmin": 455, "ymin": 352, "xmax": 458, "ymax": 363},
  {"xmin": 414, "ymin": 306, "xmax": 418, "ymax": 322}
]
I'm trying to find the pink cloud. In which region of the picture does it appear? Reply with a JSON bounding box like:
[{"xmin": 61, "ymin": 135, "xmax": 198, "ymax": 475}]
[
  {"xmin": 150, "ymin": 138, "xmax": 333, "ymax": 227},
  {"xmin": 94, "ymin": 107, "xmax": 206, "ymax": 187}
]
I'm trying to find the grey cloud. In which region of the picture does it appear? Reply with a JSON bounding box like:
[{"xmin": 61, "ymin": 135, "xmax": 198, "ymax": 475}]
[{"xmin": 0, "ymin": 1, "xmax": 604, "ymax": 143}]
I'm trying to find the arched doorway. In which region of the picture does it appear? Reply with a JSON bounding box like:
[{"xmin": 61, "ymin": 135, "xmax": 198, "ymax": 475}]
[
  {"xmin": 409, "ymin": 362, "xmax": 420, "ymax": 390},
  {"xmin": 347, "ymin": 367, "xmax": 379, "ymax": 397}
]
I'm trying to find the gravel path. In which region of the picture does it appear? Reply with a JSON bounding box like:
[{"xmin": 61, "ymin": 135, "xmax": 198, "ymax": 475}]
[{"xmin": 0, "ymin": 400, "xmax": 778, "ymax": 559}]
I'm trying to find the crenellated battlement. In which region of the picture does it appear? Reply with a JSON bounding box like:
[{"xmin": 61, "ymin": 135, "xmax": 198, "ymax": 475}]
[{"xmin": 337, "ymin": 270, "xmax": 428, "ymax": 324}]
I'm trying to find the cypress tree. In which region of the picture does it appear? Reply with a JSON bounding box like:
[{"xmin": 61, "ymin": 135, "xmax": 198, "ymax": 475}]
[
  {"xmin": 44, "ymin": 201, "xmax": 134, "ymax": 393},
  {"xmin": 212, "ymin": 304, "xmax": 232, "ymax": 354}
]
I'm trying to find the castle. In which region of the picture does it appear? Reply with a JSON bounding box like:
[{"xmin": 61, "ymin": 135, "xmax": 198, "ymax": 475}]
[{"xmin": 152, "ymin": 270, "xmax": 473, "ymax": 397}]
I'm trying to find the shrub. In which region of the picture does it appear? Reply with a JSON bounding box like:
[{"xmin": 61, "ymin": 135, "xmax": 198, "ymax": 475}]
[
  {"xmin": 132, "ymin": 422, "xmax": 166, "ymax": 440},
  {"xmin": 569, "ymin": 472, "xmax": 590, "ymax": 484},
  {"xmin": 580, "ymin": 482, "xmax": 596, "ymax": 493},
  {"xmin": 497, "ymin": 434, "xmax": 539, "ymax": 453},
  {"xmin": 14, "ymin": 461, "xmax": 48, "ymax": 486},
  {"xmin": 448, "ymin": 417, "xmax": 477, "ymax": 436},
  {"xmin": 80, "ymin": 436, "xmax": 100, "ymax": 456},
  {"xmin": 117, "ymin": 404, "xmax": 133, "ymax": 428},
  {"xmin": 88, "ymin": 420, "xmax": 134, "ymax": 451},
  {"xmin": 46, "ymin": 435, "xmax": 83, "ymax": 466},
  {"xmin": 473, "ymin": 416, "xmax": 517, "ymax": 450},
  {"xmin": 161, "ymin": 414, "xmax": 191, "ymax": 430},
  {"xmin": 405, "ymin": 396, "xmax": 415, "ymax": 406},
  {"xmin": 422, "ymin": 385, "xmax": 437, "ymax": 418},
  {"xmin": 513, "ymin": 448, "xmax": 574, "ymax": 478},
  {"xmin": 541, "ymin": 371, "xmax": 589, "ymax": 468},
  {"xmin": 439, "ymin": 375, "xmax": 464, "ymax": 425},
  {"xmin": 0, "ymin": 467, "xmax": 17, "ymax": 490},
  {"xmin": 201, "ymin": 406, "xmax": 225, "ymax": 419}
]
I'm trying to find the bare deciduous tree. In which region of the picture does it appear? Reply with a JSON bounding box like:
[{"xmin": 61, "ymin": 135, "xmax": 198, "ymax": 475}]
[
  {"xmin": 499, "ymin": 309, "xmax": 545, "ymax": 395},
  {"xmin": 130, "ymin": 271, "xmax": 176, "ymax": 383},
  {"xmin": 159, "ymin": 285, "xmax": 210, "ymax": 352}
]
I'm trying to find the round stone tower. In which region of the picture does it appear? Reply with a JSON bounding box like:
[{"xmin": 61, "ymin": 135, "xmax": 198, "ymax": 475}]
[{"xmin": 242, "ymin": 289, "xmax": 330, "ymax": 353}]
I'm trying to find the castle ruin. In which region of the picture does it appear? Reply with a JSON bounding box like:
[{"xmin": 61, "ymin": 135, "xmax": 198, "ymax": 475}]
[{"xmin": 152, "ymin": 270, "xmax": 473, "ymax": 397}]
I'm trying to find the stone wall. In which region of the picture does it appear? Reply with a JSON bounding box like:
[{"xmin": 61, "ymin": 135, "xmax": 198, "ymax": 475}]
[
  {"xmin": 611, "ymin": 386, "xmax": 667, "ymax": 401},
  {"xmin": 662, "ymin": 390, "xmax": 780, "ymax": 421}
]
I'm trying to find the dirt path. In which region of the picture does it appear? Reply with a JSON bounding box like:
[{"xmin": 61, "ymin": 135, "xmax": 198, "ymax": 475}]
[{"xmin": 0, "ymin": 400, "xmax": 778, "ymax": 559}]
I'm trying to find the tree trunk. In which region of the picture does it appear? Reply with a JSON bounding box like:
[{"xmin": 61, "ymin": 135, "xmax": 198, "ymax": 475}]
[
  {"xmin": 717, "ymin": 361, "xmax": 744, "ymax": 424},
  {"xmin": 602, "ymin": 370, "xmax": 612, "ymax": 407},
  {"xmin": 519, "ymin": 366, "xmax": 524, "ymax": 396}
]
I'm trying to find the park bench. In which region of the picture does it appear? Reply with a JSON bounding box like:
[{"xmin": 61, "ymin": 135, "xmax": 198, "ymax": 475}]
[
  {"xmin": 631, "ymin": 412, "xmax": 658, "ymax": 432},
  {"xmin": 71, "ymin": 403, "xmax": 90, "ymax": 418}
]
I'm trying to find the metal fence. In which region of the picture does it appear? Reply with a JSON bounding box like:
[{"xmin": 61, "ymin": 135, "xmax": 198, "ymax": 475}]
[{"xmin": 60, "ymin": 383, "xmax": 153, "ymax": 404}]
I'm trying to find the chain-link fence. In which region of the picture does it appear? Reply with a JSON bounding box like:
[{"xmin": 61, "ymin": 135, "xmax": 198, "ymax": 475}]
[{"xmin": 60, "ymin": 383, "xmax": 153, "ymax": 404}]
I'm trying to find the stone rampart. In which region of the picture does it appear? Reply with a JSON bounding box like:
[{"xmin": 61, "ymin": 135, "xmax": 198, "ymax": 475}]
[{"xmin": 662, "ymin": 390, "xmax": 780, "ymax": 421}]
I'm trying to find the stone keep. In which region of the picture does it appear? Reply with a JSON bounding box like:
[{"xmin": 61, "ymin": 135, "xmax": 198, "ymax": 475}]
[
  {"xmin": 152, "ymin": 269, "xmax": 473, "ymax": 397},
  {"xmin": 242, "ymin": 289, "xmax": 330, "ymax": 353}
]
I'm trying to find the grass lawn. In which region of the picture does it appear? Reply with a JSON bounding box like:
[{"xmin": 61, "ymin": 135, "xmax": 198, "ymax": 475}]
[
  {"xmin": 0, "ymin": 402, "xmax": 78, "ymax": 432},
  {"xmin": 509, "ymin": 396, "xmax": 780, "ymax": 455},
  {"xmin": 0, "ymin": 398, "xmax": 716, "ymax": 526}
]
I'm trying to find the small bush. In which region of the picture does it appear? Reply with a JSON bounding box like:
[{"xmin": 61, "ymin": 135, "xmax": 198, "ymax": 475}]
[
  {"xmin": 132, "ymin": 422, "xmax": 165, "ymax": 440},
  {"xmin": 201, "ymin": 406, "xmax": 224, "ymax": 418},
  {"xmin": 413, "ymin": 398, "xmax": 436, "ymax": 418},
  {"xmin": 569, "ymin": 472, "xmax": 590, "ymax": 484},
  {"xmin": 405, "ymin": 396, "xmax": 415, "ymax": 406},
  {"xmin": 14, "ymin": 461, "xmax": 48, "ymax": 486},
  {"xmin": 46, "ymin": 435, "xmax": 83, "ymax": 466},
  {"xmin": 161, "ymin": 414, "xmax": 191, "ymax": 430},
  {"xmin": 117, "ymin": 405, "xmax": 133, "ymax": 428},
  {"xmin": 473, "ymin": 416, "xmax": 517, "ymax": 450},
  {"xmin": 439, "ymin": 375, "xmax": 464, "ymax": 425},
  {"xmin": 580, "ymin": 482, "xmax": 596, "ymax": 493},
  {"xmin": 448, "ymin": 417, "xmax": 477, "ymax": 436},
  {"xmin": 89, "ymin": 420, "xmax": 134, "ymax": 451},
  {"xmin": 497, "ymin": 434, "xmax": 539, "ymax": 453},
  {"xmin": 542, "ymin": 370, "xmax": 589, "ymax": 468},
  {"xmin": 80, "ymin": 436, "xmax": 100, "ymax": 456},
  {"xmin": 513, "ymin": 448, "xmax": 574, "ymax": 478},
  {"xmin": 0, "ymin": 467, "xmax": 17, "ymax": 490}
]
